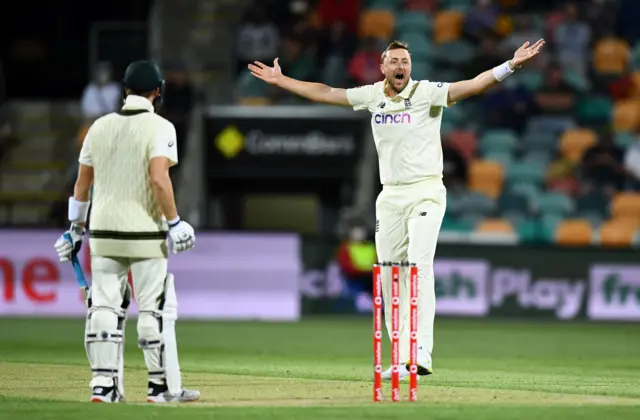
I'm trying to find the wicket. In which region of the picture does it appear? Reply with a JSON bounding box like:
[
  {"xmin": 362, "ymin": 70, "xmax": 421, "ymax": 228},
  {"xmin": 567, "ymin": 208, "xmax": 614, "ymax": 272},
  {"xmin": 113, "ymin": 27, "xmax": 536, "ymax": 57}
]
[{"xmin": 372, "ymin": 261, "xmax": 419, "ymax": 402}]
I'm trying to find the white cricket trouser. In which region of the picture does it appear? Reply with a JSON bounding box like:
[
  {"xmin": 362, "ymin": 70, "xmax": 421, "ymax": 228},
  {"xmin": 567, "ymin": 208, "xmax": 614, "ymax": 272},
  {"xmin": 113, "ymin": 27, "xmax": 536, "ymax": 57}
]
[
  {"xmin": 375, "ymin": 178, "xmax": 446, "ymax": 365},
  {"xmin": 89, "ymin": 256, "xmax": 168, "ymax": 388},
  {"xmin": 91, "ymin": 256, "xmax": 167, "ymax": 313}
]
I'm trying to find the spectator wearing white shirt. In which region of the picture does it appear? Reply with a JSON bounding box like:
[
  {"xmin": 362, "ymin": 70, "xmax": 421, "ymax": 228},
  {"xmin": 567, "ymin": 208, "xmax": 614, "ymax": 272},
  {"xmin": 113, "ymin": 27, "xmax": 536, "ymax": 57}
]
[
  {"xmin": 81, "ymin": 62, "xmax": 121, "ymax": 122},
  {"xmin": 623, "ymin": 136, "xmax": 640, "ymax": 191}
]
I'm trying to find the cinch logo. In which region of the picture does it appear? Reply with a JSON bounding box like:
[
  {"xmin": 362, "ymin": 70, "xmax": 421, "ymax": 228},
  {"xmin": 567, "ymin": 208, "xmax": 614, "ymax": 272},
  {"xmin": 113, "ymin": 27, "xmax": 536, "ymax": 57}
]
[{"xmin": 374, "ymin": 113, "xmax": 411, "ymax": 124}]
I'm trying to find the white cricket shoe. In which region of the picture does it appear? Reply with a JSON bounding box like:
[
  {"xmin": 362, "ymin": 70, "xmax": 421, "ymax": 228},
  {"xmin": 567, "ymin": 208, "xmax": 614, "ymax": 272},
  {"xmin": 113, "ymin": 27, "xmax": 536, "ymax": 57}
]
[
  {"xmin": 380, "ymin": 364, "xmax": 420, "ymax": 381},
  {"xmin": 91, "ymin": 385, "xmax": 123, "ymax": 403},
  {"xmin": 147, "ymin": 381, "xmax": 201, "ymax": 403}
]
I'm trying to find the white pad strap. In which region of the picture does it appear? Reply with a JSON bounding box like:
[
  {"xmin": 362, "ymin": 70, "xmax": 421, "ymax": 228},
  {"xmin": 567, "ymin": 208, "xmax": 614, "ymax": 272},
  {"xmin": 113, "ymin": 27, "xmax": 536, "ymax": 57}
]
[
  {"xmin": 492, "ymin": 61, "xmax": 515, "ymax": 82},
  {"xmin": 68, "ymin": 197, "xmax": 90, "ymax": 223}
]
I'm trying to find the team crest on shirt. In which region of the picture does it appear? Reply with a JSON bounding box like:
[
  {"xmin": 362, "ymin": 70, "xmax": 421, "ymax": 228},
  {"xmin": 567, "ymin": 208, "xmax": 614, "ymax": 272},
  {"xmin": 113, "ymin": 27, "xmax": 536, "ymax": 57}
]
[{"xmin": 404, "ymin": 98, "xmax": 412, "ymax": 110}]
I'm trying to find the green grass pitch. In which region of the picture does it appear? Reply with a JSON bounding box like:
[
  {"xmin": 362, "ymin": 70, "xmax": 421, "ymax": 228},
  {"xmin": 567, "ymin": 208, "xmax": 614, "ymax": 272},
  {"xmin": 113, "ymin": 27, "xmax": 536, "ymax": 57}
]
[{"xmin": 0, "ymin": 316, "xmax": 639, "ymax": 419}]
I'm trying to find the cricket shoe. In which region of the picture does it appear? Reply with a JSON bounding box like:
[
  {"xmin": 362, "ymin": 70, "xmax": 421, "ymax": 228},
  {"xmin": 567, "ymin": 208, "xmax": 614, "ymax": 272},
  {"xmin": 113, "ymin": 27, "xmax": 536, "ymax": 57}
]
[
  {"xmin": 147, "ymin": 381, "xmax": 201, "ymax": 403},
  {"xmin": 90, "ymin": 385, "xmax": 123, "ymax": 403},
  {"xmin": 380, "ymin": 364, "xmax": 420, "ymax": 381}
]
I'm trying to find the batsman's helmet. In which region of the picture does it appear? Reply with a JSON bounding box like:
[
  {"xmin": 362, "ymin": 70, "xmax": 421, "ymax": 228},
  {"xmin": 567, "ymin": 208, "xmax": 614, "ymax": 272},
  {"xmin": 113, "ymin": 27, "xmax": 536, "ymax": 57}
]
[{"xmin": 122, "ymin": 60, "xmax": 166, "ymax": 111}]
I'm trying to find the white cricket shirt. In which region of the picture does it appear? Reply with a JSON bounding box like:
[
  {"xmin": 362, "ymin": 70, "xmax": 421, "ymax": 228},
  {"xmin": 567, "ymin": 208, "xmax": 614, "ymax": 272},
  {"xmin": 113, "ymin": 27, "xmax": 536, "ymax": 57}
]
[
  {"xmin": 346, "ymin": 79, "xmax": 451, "ymax": 186},
  {"xmin": 79, "ymin": 95, "xmax": 178, "ymax": 258}
]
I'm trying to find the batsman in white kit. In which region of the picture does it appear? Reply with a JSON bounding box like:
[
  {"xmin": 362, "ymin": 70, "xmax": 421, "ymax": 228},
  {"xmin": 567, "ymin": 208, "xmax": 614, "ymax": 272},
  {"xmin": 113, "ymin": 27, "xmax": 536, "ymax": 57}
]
[
  {"xmin": 54, "ymin": 60, "xmax": 200, "ymax": 403},
  {"xmin": 249, "ymin": 39, "xmax": 544, "ymax": 379}
]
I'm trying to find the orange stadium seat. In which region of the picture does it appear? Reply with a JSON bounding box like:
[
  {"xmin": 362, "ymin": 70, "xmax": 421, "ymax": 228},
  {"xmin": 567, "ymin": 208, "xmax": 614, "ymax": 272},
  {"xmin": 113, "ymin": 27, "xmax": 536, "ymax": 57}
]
[
  {"xmin": 359, "ymin": 9, "xmax": 395, "ymax": 40},
  {"xmin": 468, "ymin": 160, "xmax": 504, "ymax": 199},
  {"xmin": 477, "ymin": 218, "xmax": 514, "ymax": 234},
  {"xmin": 433, "ymin": 11, "xmax": 464, "ymax": 44},
  {"xmin": 593, "ymin": 37, "xmax": 630, "ymax": 75},
  {"xmin": 613, "ymin": 99, "xmax": 640, "ymax": 132},
  {"xmin": 611, "ymin": 192, "xmax": 640, "ymax": 222},
  {"xmin": 599, "ymin": 221, "xmax": 636, "ymax": 247},
  {"xmin": 555, "ymin": 219, "xmax": 593, "ymax": 246},
  {"xmin": 559, "ymin": 128, "xmax": 597, "ymax": 162}
]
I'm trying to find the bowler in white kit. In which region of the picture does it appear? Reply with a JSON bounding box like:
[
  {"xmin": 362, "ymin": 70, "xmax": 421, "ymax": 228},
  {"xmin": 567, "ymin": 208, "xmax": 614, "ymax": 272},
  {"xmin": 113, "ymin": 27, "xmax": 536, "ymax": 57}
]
[
  {"xmin": 54, "ymin": 60, "xmax": 200, "ymax": 403},
  {"xmin": 249, "ymin": 38, "xmax": 544, "ymax": 379}
]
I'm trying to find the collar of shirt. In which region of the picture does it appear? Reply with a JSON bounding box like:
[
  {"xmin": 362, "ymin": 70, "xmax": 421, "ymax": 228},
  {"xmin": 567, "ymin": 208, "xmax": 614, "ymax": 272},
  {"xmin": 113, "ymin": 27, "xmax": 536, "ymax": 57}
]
[
  {"xmin": 122, "ymin": 95, "xmax": 154, "ymax": 112},
  {"xmin": 384, "ymin": 78, "xmax": 416, "ymax": 100}
]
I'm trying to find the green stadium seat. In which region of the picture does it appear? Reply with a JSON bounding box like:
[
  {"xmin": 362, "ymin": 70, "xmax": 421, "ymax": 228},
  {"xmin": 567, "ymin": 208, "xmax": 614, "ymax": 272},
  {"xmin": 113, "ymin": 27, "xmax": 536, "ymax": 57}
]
[
  {"xmin": 633, "ymin": 231, "xmax": 640, "ymax": 248},
  {"xmin": 539, "ymin": 214, "xmax": 564, "ymax": 242},
  {"xmin": 235, "ymin": 70, "xmax": 268, "ymax": 98},
  {"xmin": 367, "ymin": 0, "xmax": 399, "ymax": 11},
  {"xmin": 508, "ymin": 182, "xmax": 542, "ymax": 204},
  {"xmin": 507, "ymin": 161, "xmax": 546, "ymax": 185},
  {"xmin": 516, "ymin": 218, "xmax": 541, "ymax": 243},
  {"xmin": 575, "ymin": 190, "xmax": 609, "ymax": 218},
  {"xmin": 576, "ymin": 95, "xmax": 613, "ymax": 124},
  {"xmin": 459, "ymin": 192, "xmax": 496, "ymax": 215},
  {"xmin": 479, "ymin": 129, "xmax": 519, "ymax": 154},
  {"xmin": 443, "ymin": 0, "xmax": 473, "ymax": 12},
  {"xmin": 521, "ymin": 132, "xmax": 558, "ymax": 153},
  {"xmin": 632, "ymin": 42, "xmax": 640, "ymax": 70},
  {"xmin": 411, "ymin": 59, "xmax": 433, "ymax": 80},
  {"xmin": 441, "ymin": 215, "xmax": 476, "ymax": 232},
  {"xmin": 484, "ymin": 151, "xmax": 513, "ymax": 169},
  {"xmin": 442, "ymin": 102, "xmax": 466, "ymax": 125},
  {"xmin": 614, "ymin": 131, "xmax": 635, "ymax": 148},
  {"xmin": 437, "ymin": 40, "xmax": 475, "ymax": 65},
  {"xmin": 396, "ymin": 11, "xmax": 432, "ymax": 34},
  {"xmin": 399, "ymin": 33, "xmax": 435, "ymax": 60},
  {"xmin": 514, "ymin": 69, "xmax": 543, "ymax": 91},
  {"xmin": 498, "ymin": 192, "xmax": 531, "ymax": 215},
  {"xmin": 522, "ymin": 150, "xmax": 553, "ymax": 165},
  {"xmin": 538, "ymin": 192, "xmax": 574, "ymax": 216},
  {"xmin": 563, "ymin": 69, "xmax": 589, "ymax": 93}
]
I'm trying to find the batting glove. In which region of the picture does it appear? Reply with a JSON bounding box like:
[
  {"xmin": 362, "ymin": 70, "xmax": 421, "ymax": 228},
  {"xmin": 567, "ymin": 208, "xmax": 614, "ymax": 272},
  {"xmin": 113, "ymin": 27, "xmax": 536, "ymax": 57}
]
[
  {"xmin": 168, "ymin": 218, "xmax": 195, "ymax": 254},
  {"xmin": 54, "ymin": 223, "xmax": 85, "ymax": 263}
]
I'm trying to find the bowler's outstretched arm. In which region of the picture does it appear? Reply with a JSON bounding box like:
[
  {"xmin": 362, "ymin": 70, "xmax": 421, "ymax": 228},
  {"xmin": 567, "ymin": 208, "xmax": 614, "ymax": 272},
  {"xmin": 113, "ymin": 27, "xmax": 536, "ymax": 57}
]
[{"xmin": 248, "ymin": 58, "xmax": 350, "ymax": 106}]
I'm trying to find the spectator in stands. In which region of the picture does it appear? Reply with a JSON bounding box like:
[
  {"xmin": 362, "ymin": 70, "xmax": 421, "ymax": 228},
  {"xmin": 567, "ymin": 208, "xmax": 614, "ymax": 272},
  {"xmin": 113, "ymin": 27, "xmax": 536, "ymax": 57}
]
[
  {"xmin": 499, "ymin": 15, "xmax": 544, "ymax": 56},
  {"xmin": 464, "ymin": 0, "xmax": 500, "ymax": 42},
  {"xmin": 161, "ymin": 63, "xmax": 195, "ymax": 182},
  {"xmin": 546, "ymin": 151, "xmax": 581, "ymax": 196},
  {"xmin": 236, "ymin": 3, "xmax": 280, "ymax": 75},
  {"xmin": 554, "ymin": 2, "xmax": 591, "ymax": 75},
  {"xmin": 581, "ymin": 131, "xmax": 626, "ymax": 192},
  {"xmin": 80, "ymin": 62, "xmax": 120, "ymax": 122},
  {"xmin": 463, "ymin": 35, "xmax": 506, "ymax": 80},
  {"xmin": 348, "ymin": 37, "xmax": 384, "ymax": 86},
  {"xmin": 336, "ymin": 220, "xmax": 376, "ymax": 311},
  {"xmin": 623, "ymin": 135, "xmax": 640, "ymax": 191},
  {"xmin": 319, "ymin": 22, "xmax": 357, "ymax": 87},
  {"xmin": 270, "ymin": 30, "xmax": 317, "ymax": 103},
  {"xmin": 532, "ymin": 63, "xmax": 578, "ymax": 133},
  {"xmin": 315, "ymin": 0, "xmax": 361, "ymax": 35},
  {"xmin": 442, "ymin": 139, "xmax": 468, "ymax": 193},
  {"xmin": 78, "ymin": 62, "xmax": 120, "ymax": 150},
  {"xmin": 481, "ymin": 77, "xmax": 534, "ymax": 133},
  {"xmin": 615, "ymin": 0, "xmax": 640, "ymax": 45}
]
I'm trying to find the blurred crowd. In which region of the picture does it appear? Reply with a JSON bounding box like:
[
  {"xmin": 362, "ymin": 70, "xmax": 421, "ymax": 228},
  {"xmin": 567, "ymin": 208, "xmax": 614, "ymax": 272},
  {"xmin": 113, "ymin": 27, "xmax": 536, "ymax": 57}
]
[{"xmin": 235, "ymin": 0, "xmax": 640, "ymax": 247}]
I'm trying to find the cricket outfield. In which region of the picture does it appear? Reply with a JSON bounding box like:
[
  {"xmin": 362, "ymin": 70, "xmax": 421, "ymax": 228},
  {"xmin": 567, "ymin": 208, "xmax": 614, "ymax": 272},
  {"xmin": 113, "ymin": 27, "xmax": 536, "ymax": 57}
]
[{"xmin": 0, "ymin": 317, "xmax": 639, "ymax": 419}]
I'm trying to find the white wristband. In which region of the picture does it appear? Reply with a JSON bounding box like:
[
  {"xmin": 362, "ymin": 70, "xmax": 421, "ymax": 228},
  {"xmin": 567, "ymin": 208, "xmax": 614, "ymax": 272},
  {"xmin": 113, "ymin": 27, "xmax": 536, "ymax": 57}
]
[
  {"xmin": 168, "ymin": 216, "xmax": 181, "ymax": 227},
  {"xmin": 68, "ymin": 197, "xmax": 90, "ymax": 223},
  {"xmin": 492, "ymin": 61, "xmax": 515, "ymax": 82}
]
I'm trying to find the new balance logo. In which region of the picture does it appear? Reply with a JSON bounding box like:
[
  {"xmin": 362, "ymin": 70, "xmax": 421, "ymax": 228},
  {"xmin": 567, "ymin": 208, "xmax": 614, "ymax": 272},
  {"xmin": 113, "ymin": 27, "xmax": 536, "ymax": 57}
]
[
  {"xmin": 377, "ymin": 101, "xmax": 386, "ymax": 109},
  {"xmin": 419, "ymin": 212, "xmax": 427, "ymax": 216},
  {"xmin": 375, "ymin": 219, "xmax": 379, "ymax": 232}
]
